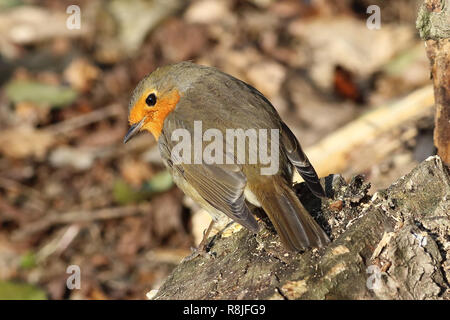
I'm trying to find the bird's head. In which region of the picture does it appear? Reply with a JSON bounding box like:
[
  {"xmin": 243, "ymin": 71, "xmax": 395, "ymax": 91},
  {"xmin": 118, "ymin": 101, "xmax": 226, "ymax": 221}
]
[
  {"xmin": 123, "ymin": 62, "xmax": 223, "ymax": 143},
  {"xmin": 123, "ymin": 64, "xmax": 183, "ymax": 143}
]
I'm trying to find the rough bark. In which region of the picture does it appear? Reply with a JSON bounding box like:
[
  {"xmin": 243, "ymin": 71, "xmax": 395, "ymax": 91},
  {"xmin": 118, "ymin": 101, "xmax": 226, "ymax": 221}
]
[
  {"xmin": 153, "ymin": 156, "xmax": 450, "ymax": 300},
  {"xmin": 417, "ymin": 0, "xmax": 450, "ymax": 165}
]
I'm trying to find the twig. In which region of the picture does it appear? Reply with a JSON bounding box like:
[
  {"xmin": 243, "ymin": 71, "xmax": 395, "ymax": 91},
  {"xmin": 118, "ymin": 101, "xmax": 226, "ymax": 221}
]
[
  {"xmin": 12, "ymin": 203, "xmax": 152, "ymax": 240},
  {"xmin": 294, "ymin": 85, "xmax": 435, "ymax": 180},
  {"xmin": 44, "ymin": 104, "xmax": 123, "ymax": 135},
  {"xmin": 36, "ymin": 225, "xmax": 81, "ymax": 263}
]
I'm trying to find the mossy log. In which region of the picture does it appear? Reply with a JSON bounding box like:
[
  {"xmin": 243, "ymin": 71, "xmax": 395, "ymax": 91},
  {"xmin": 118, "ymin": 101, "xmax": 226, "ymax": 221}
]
[{"xmin": 154, "ymin": 156, "xmax": 449, "ymax": 300}]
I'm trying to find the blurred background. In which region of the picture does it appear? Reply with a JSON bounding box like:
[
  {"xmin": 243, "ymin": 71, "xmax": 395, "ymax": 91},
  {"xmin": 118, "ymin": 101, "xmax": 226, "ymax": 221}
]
[{"xmin": 0, "ymin": 0, "xmax": 436, "ymax": 299}]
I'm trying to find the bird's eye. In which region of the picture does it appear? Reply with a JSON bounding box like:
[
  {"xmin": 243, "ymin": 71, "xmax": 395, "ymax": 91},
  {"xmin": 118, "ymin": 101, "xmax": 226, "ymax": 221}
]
[{"xmin": 145, "ymin": 93, "xmax": 157, "ymax": 106}]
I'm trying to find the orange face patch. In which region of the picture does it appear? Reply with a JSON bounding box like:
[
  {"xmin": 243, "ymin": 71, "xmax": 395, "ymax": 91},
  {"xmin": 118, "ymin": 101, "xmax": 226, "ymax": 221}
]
[{"xmin": 129, "ymin": 89, "xmax": 180, "ymax": 140}]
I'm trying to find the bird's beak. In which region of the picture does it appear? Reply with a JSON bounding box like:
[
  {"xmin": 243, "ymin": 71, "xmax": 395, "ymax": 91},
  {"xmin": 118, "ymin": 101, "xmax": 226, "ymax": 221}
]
[{"xmin": 123, "ymin": 117, "xmax": 146, "ymax": 144}]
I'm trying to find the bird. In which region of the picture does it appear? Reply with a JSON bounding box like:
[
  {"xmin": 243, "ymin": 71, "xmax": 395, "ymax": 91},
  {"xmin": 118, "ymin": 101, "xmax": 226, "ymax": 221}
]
[{"xmin": 124, "ymin": 61, "xmax": 329, "ymax": 252}]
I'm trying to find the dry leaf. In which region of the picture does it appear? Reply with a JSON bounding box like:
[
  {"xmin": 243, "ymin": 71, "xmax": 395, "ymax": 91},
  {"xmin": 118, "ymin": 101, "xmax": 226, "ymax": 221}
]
[
  {"xmin": 0, "ymin": 126, "xmax": 54, "ymax": 159},
  {"xmin": 64, "ymin": 58, "xmax": 100, "ymax": 92}
]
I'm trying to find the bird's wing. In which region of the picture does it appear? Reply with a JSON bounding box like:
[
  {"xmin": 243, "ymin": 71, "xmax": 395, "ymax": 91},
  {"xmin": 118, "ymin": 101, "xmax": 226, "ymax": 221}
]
[
  {"xmin": 280, "ymin": 122, "xmax": 326, "ymax": 198},
  {"xmin": 159, "ymin": 119, "xmax": 259, "ymax": 233}
]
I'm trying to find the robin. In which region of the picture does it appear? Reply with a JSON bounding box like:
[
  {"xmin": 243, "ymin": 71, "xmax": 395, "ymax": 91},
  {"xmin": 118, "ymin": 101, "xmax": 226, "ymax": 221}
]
[{"xmin": 124, "ymin": 62, "xmax": 329, "ymax": 251}]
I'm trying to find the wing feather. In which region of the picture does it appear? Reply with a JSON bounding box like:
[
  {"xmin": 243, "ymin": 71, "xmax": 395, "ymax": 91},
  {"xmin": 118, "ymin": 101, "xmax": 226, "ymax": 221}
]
[
  {"xmin": 280, "ymin": 122, "xmax": 326, "ymax": 198},
  {"xmin": 159, "ymin": 120, "xmax": 259, "ymax": 232}
]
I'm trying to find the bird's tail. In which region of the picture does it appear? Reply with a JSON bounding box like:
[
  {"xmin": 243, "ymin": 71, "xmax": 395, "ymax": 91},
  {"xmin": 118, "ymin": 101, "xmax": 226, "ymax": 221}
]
[{"xmin": 257, "ymin": 178, "xmax": 329, "ymax": 251}]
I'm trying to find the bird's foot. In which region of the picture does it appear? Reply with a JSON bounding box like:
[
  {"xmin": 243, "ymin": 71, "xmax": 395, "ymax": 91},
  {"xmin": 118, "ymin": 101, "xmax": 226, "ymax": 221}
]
[
  {"xmin": 181, "ymin": 220, "xmax": 236, "ymax": 262},
  {"xmin": 182, "ymin": 220, "xmax": 216, "ymax": 262},
  {"xmin": 182, "ymin": 244, "xmax": 215, "ymax": 262}
]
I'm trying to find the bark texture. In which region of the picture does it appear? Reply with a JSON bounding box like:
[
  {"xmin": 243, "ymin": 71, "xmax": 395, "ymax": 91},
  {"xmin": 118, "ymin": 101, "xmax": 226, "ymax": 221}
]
[
  {"xmin": 154, "ymin": 156, "xmax": 450, "ymax": 300},
  {"xmin": 417, "ymin": 0, "xmax": 450, "ymax": 165}
]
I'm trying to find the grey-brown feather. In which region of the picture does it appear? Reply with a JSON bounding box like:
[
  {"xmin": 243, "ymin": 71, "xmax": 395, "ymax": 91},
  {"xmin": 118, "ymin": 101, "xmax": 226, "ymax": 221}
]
[{"xmin": 137, "ymin": 62, "xmax": 328, "ymax": 250}]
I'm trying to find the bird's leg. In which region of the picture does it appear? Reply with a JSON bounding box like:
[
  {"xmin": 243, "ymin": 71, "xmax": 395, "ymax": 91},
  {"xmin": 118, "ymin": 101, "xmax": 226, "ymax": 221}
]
[
  {"xmin": 203, "ymin": 220, "xmax": 235, "ymax": 251},
  {"xmin": 183, "ymin": 220, "xmax": 215, "ymax": 262},
  {"xmin": 183, "ymin": 220, "xmax": 238, "ymax": 262},
  {"xmin": 197, "ymin": 219, "xmax": 215, "ymax": 252}
]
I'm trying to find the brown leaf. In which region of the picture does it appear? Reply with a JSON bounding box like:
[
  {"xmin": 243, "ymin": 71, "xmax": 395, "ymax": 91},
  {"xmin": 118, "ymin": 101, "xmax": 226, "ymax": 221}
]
[
  {"xmin": 154, "ymin": 18, "xmax": 208, "ymax": 63},
  {"xmin": 151, "ymin": 192, "xmax": 183, "ymax": 241},
  {"xmin": 119, "ymin": 158, "xmax": 154, "ymax": 187},
  {"xmin": 63, "ymin": 58, "xmax": 100, "ymax": 92},
  {"xmin": 0, "ymin": 126, "xmax": 54, "ymax": 160}
]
